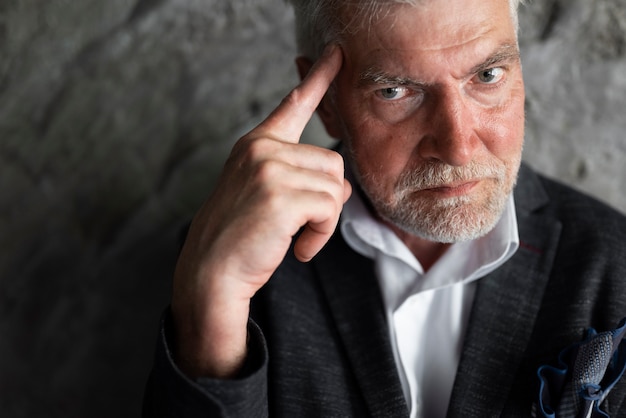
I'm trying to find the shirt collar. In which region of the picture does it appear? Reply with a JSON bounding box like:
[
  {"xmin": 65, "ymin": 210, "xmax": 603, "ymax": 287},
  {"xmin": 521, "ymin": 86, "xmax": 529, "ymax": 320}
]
[{"xmin": 340, "ymin": 184, "xmax": 520, "ymax": 293}]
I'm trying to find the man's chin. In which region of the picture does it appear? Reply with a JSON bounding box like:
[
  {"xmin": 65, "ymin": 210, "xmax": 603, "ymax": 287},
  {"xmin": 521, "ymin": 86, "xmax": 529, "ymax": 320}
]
[{"xmin": 382, "ymin": 198, "xmax": 507, "ymax": 244}]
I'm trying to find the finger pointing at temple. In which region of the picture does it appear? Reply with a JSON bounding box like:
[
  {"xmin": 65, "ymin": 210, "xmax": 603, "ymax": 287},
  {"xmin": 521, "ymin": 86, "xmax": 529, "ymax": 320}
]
[{"xmin": 248, "ymin": 44, "xmax": 343, "ymax": 143}]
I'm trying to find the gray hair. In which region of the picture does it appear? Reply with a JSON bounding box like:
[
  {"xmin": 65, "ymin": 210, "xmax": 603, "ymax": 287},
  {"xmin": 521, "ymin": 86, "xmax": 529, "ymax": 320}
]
[{"xmin": 286, "ymin": 0, "xmax": 523, "ymax": 60}]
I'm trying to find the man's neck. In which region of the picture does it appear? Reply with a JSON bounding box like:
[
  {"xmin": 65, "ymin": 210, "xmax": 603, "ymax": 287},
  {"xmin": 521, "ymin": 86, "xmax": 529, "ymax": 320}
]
[
  {"xmin": 352, "ymin": 183, "xmax": 451, "ymax": 271},
  {"xmin": 383, "ymin": 221, "xmax": 451, "ymax": 272}
]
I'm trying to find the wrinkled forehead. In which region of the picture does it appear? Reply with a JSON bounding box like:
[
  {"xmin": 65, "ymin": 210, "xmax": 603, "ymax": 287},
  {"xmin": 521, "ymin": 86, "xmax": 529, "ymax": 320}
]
[{"xmin": 334, "ymin": 0, "xmax": 520, "ymax": 83}]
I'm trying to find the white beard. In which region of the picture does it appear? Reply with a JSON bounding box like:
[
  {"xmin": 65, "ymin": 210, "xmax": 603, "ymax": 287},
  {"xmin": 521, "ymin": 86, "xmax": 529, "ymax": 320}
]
[{"xmin": 349, "ymin": 154, "xmax": 520, "ymax": 243}]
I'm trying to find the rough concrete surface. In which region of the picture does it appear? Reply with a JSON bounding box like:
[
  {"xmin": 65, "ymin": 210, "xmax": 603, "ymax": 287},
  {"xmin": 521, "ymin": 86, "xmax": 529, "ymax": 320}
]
[{"xmin": 0, "ymin": 0, "xmax": 624, "ymax": 416}]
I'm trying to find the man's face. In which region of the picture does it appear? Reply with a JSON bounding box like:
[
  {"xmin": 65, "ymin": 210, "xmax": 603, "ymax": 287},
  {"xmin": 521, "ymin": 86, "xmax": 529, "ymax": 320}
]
[{"xmin": 327, "ymin": 0, "xmax": 526, "ymax": 243}]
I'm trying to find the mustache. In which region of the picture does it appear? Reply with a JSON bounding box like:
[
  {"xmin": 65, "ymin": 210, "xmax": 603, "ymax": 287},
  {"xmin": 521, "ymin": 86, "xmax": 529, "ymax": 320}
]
[{"xmin": 395, "ymin": 160, "xmax": 505, "ymax": 193}]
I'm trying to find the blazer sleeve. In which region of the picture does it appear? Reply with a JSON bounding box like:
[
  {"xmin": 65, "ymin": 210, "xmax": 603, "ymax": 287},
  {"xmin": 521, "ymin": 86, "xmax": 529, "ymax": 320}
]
[{"xmin": 142, "ymin": 310, "xmax": 269, "ymax": 418}]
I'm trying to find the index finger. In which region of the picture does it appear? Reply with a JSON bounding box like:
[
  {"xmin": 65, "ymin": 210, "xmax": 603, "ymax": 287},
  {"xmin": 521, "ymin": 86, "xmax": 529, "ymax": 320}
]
[{"xmin": 254, "ymin": 44, "xmax": 343, "ymax": 143}]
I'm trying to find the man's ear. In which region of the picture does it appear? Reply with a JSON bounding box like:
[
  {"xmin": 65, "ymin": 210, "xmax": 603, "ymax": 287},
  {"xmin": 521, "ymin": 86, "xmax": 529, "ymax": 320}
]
[{"xmin": 295, "ymin": 56, "xmax": 343, "ymax": 140}]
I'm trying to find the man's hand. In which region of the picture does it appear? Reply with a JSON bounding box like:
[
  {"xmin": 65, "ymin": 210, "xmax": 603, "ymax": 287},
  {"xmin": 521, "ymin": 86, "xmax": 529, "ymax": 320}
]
[{"xmin": 171, "ymin": 45, "xmax": 351, "ymax": 379}]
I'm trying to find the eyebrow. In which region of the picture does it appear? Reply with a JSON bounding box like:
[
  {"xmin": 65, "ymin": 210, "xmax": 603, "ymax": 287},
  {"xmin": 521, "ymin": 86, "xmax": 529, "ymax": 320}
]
[
  {"xmin": 358, "ymin": 43, "xmax": 521, "ymax": 88},
  {"xmin": 467, "ymin": 43, "xmax": 521, "ymax": 76},
  {"xmin": 358, "ymin": 68, "xmax": 429, "ymax": 89}
]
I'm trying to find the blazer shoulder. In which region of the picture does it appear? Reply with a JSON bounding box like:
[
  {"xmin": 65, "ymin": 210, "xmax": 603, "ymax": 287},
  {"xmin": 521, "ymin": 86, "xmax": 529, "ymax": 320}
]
[{"xmin": 516, "ymin": 163, "xmax": 626, "ymax": 240}]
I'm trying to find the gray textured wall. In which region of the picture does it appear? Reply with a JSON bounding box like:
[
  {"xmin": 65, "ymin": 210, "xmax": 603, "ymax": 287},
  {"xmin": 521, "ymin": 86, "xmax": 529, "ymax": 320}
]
[{"xmin": 0, "ymin": 0, "xmax": 624, "ymax": 416}]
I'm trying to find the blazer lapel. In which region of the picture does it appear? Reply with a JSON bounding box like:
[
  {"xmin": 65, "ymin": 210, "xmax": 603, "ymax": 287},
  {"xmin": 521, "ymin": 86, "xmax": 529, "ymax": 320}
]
[
  {"xmin": 311, "ymin": 164, "xmax": 561, "ymax": 417},
  {"xmin": 447, "ymin": 164, "xmax": 563, "ymax": 417},
  {"xmin": 314, "ymin": 231, "xmax": 409, "ymax": 418}
]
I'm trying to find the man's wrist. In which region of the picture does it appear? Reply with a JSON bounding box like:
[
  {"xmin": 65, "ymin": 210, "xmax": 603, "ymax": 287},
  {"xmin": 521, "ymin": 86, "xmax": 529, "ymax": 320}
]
[{"xmin": 171, "ymin": 297, "xmax": 250, "ymax": 379}]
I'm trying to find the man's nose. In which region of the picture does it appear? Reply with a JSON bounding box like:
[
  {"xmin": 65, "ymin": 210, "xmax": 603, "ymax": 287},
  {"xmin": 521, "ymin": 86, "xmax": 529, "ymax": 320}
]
[{"xmin": 416, "ymin": 89, "xmax": 481, "ymax": 167}]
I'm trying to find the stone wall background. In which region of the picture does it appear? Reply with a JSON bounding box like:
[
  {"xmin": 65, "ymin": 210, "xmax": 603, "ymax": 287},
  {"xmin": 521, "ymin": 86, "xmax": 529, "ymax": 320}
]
[{"xmin": 0, "ymin": 0, "xmax": 624, "ymax": 417}]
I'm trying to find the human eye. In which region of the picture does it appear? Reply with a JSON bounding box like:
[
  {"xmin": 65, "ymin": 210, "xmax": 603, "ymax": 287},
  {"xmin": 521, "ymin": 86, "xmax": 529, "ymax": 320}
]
[
  {"xmin": 370, "ymin": 85, "xmax": 424, "ymax": 124},
  {"xmin": 475, "ymin": 67, "xmax": 505, "ymax": 84},
  {"xmin": 375, "ymin": 86, "xmax": 411, "ymax": 101},
  {"xmin": 467, "ymin": 66, "xmax": 512, "ymax": 107}
]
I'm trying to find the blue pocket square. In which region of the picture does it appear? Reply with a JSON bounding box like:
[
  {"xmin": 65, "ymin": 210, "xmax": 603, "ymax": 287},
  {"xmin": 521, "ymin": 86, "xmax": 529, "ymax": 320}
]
[{"xmin": 535, "ymin": 318, "xmax": 626, "ymax": 418}]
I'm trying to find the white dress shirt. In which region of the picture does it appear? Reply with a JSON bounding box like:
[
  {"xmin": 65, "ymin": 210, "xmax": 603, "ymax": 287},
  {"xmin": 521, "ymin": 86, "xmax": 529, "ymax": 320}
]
[{"xmin": 340, "ymin": 190, "xmax": 519, "ymax": 418}]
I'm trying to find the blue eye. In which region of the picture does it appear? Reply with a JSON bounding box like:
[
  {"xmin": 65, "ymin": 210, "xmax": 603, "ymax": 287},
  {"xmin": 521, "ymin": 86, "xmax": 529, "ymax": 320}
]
[
  {"xmin": 371, "ymin": 85, "xmax": 425, "ymax": 123},
  {"xmin": 377, "ymin": 86, "xmax": 409, "ymax": 100},
  {"xmin": 477, "ymin": 67, "xmax": 505, "ymax": 84}
]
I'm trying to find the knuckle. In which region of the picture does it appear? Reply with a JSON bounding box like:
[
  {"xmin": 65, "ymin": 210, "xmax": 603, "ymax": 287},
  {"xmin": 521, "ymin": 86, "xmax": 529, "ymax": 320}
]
[
  {"xmin": 320, "ymin": 189, "xmax": 340, "ymax": 211},
  {"xmin": 282, "ymin": 86, "xmax": 312, "ymax": 112},
  {"xmin": 259, "ymin": 187, "xmax": 289, "ymax": 219},
  {"xmin": 316, "ymin": 149, "xmax": 345, "ymax": 179},
  {"xmin": 234, "ymin": 136, "xmax": 276, "ymax": 165},
  {"xmin": 281, "ymin": 88, "xmax": 301, "ymax": 109},
  {"xmin": 245, "ymin": 138, "xmax": 270, "ymax": 161},
  {"xmin": 328, "ymin": 151, "xmax": 345, "ymax": 171},
  {"xmin": 254, "ymin": 158, "xmax": 283, "ymax": 183}
]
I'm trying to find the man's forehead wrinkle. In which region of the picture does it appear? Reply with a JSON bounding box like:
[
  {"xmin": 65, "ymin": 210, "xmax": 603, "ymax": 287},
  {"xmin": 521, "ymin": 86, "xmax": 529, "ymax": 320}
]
[{"xmin": 362, "ymin": 19, "xmax": 494, "ymax": 55}]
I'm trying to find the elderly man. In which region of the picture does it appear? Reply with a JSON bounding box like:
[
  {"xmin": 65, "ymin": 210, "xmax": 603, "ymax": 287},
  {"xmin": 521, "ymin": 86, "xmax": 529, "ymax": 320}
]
[{"xmin": 143, "ymin": 0, "xmax": 626, "ymax": 416}]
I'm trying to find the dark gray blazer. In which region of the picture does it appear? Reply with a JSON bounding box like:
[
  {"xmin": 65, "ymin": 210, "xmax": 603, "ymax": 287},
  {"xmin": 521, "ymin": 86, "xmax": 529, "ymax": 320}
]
[{"xmin": 144, "ymin": 164, "xmax": 626, "ymax": 417}]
